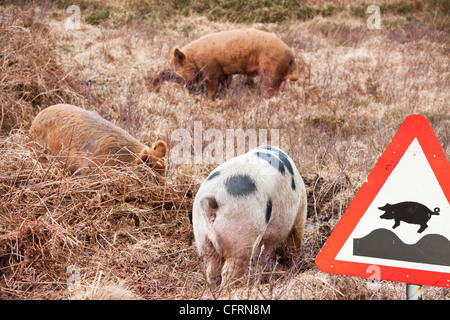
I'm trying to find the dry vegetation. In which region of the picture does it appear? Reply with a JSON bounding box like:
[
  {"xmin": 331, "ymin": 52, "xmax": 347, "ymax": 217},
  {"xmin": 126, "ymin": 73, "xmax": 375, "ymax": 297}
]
[{"xmin": 0, "ymin": 0, "xmax": 449, "ymax": 300}]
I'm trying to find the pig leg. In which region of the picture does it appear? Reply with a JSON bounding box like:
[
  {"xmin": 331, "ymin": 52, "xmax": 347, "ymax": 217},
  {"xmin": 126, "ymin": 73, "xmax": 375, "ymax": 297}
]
[
  {"xmin": 267, "ymin": 78, "xmax": 283, "ymax": 96},
  {"xmin": 287, "ymin": 202, "xmax": 306, "ymax": 253},
  {"xmin": 392, "ymin": 219, "xmax": 401, "ymax": 229},
  {"xmin": 220, "ymin": 74, "xmax": 232, "ymax": 89},
  {"xmin": 418, "ymin": 223, "xmax": 428, "ymax": 233},
  {"xmin": 261, "ymin": 60, "xmax": 292, "ymax": 95},
  {"xmin": 220, "ymin": 256, "xmax": 247, "ymax": 289},
  {"xmin": 259, "ymin": 68, "xmax": 283, "ymax": 96},
  {"xmin": 206, "ymin": 77, "xmax": 220, "ymax": 99},
  {"xmin": 287, "ymin": 223, "xmax": 305, "ymax": 253},
  {"xmin": 202, "ymin": 237, "xmax": 223, "ymax": 288},
  {"xmin": 258, "ymin": 244, "xmax": 277, "ymax": 274},
  {"xmin": 216, "ymin": 74, "xmax": 232, "ymax": 97},
  {"xmin": 205, "ymin": 251, "xmax": 223, "ymax": 288}
]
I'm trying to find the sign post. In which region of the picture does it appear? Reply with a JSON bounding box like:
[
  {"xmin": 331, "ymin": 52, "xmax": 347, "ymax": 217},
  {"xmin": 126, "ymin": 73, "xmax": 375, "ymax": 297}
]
[
  {"xmin": 406, "ymin": 284, "xmax": 422, "ymax": 300},
  {"xmin": 316, "ymin": 114, "xmax": 450, "ymax": 295}
]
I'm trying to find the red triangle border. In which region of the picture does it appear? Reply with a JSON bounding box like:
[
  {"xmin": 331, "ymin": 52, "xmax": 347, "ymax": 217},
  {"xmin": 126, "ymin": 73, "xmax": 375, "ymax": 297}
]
[{"xmin": 315, "ymin": 114, "xmax": 450, "ymax": 288}]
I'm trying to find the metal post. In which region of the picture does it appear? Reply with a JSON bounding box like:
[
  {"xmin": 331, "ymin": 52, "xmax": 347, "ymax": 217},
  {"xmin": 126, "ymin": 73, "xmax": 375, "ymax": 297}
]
[{"xmin": 406, "ymin": 284, "xmax": 422, "ymax": 300}]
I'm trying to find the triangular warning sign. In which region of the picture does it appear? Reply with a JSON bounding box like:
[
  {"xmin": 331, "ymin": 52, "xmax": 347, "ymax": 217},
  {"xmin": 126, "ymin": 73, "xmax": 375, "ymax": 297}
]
[{"xmin": 315, "ymin": 114, "xmax": 450, "ymax": 287}]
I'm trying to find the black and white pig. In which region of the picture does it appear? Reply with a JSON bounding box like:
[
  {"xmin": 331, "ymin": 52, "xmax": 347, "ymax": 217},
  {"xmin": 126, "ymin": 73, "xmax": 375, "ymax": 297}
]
[{"xmin": 192, "ymin": 145, "xmax": 307, "ymax": 289}]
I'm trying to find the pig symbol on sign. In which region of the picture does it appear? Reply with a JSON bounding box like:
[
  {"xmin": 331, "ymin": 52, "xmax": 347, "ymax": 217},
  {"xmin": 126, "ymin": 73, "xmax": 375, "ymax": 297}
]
[{"xmin": 378, "ymin": 201, "xmax": 440, "ymax": 233}]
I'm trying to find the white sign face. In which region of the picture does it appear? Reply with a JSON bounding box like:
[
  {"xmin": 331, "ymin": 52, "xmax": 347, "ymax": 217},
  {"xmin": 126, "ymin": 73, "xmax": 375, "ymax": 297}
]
[
  {"xmin": 335, "ymin": 138, "xmax": 450, "ymax": 273},
  {"xmin": 316, "ymin": 114, "xmax": 450, "ymax": 287}
]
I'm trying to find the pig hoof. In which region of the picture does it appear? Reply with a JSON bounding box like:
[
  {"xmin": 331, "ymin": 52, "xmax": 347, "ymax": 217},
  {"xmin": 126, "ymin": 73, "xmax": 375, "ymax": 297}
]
[{"xmin": 417, "ymin": 224, "xmax": 428, "ymax": 233}]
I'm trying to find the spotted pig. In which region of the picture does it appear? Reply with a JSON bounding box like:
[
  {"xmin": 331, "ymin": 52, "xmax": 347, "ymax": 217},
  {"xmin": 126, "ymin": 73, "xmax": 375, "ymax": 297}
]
[
  {"xmin": 171, "ymin": 28, "xmax": 302, "ymax": 99},
  {"xmin": 29, "ymin": 104, "xmax": 167, "ymax": 175},
  {"xmin": 192, "ymin": 145, "xmax": 307, "ymax": 289}
]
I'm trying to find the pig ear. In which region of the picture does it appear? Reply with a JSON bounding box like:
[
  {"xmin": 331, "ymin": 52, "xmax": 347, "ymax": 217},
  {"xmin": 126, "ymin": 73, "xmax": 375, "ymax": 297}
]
[
  {"xmin": 173, "ymin": 48, "xmax": 186, "ymax": 66},
  {"xmin": 137, "ymin": 141, "xmax": 166, "ymax": 163},
  {"xmin": 151, "ymin": 140, "xmax": 167, "ymax": 159},
  {"xmin": 137, "ymin": 145, "xmax": 166, "ymax": 175}
]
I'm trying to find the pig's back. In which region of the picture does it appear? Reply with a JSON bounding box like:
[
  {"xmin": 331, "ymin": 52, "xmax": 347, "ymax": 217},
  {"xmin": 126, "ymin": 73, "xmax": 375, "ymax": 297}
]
[
  {"xmin": 31, "ymin": 104, "xmax": 144, "ymax": 158},
  {"xmin": 196, "ymin": 145, "xmax": 302, "ymax": 224},
  {"xmin": 183, "ymin": 29, "xmax": 292, "ymax": 57}
]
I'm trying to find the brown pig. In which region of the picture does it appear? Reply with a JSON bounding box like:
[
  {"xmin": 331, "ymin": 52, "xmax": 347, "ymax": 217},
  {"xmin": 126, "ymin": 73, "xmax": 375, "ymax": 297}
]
[
  {"xmin": 171, "ymin": 28, "xmax": 300, "ymax": 99},
  {"xmin": 29, "ymin": 104, "xmax": 167, "ymax": 175}
]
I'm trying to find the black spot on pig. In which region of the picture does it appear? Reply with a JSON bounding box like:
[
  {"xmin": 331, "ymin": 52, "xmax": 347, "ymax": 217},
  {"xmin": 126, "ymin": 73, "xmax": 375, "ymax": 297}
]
[
  {"xmin": 265, "ymin": 198, "xmax": 272, "ymax": 223},
  {"xmin": 206, "ymin": 170, "xmax": 221, "ymax": 181},
  {"xmin": 258, "ymin": 146, "xmax": 296, "ymax": 191},
  {"xmin": 225, "ymin": 174, "xmax": 257, "ymax": 198},
  {"xmin": 260, "ymin": 146, "xmax": 294, "ymax": 175},
  {"xmin": 379, "ymin": 201, "xmax": 440, "ymax": 233},
  {"xmin": 256, "ymin": 151, "xmax": 285, "ymax": 174}
]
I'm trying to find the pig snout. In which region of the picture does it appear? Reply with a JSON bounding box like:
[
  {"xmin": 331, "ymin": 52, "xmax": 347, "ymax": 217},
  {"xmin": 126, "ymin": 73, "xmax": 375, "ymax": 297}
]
[{"xmin": 378, "ymin": 204, "xmax": 393, "ymax": 219}]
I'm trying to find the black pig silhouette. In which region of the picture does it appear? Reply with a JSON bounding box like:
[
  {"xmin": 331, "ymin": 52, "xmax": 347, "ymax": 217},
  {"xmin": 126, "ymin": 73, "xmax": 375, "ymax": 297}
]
[{"xmin": 379, "ymin": 201, "xmax": 440, "ymax": 233}]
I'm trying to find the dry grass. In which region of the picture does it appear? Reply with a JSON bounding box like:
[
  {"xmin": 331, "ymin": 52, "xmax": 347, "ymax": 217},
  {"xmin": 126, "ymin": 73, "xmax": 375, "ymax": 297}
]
[
  {"xmin": 0, "ymin": 128, "xmax": 198, "ymax": 299},
  {"xmin": 0, "ymin": 1, "xmax": 449, "ymax": 300},
  {"xmin": 0, "ymin": 6, "xmax": 89, "ymax": 133}
]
